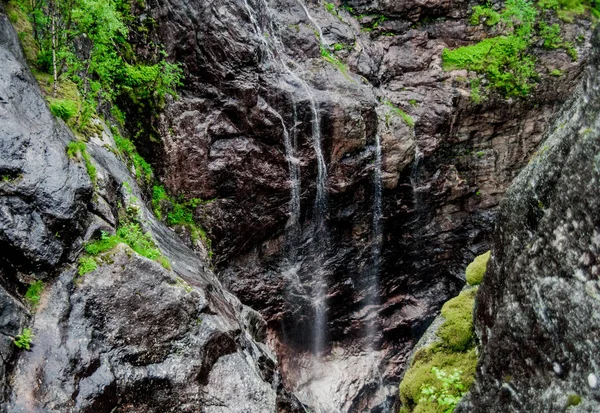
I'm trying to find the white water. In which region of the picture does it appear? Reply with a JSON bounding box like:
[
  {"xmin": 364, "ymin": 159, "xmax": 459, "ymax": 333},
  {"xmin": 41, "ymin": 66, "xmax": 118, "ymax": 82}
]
[
  {"xmin": 244, "ymin": 0, "xmax": 330, "ymax": 356},
  {"xmin": 365, "ymin": 134, "xmax": 383, "ymax": 349}
]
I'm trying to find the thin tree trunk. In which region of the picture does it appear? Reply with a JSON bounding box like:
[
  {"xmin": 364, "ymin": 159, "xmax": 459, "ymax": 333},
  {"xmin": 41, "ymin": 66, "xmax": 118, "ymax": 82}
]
[{"xmin": 51, "ymin": 0, "xmax": 58, "ymax": 97}]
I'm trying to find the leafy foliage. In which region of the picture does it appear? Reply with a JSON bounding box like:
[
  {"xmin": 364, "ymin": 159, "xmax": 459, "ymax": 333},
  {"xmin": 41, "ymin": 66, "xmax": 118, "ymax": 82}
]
[
  {"xmin": 14, "ymin": 328, "xmax": 33, "ymax": 350},
  {"xmin": 152, "ymin": 185, "xmax": 210, "ymax": 248},
  {"xmin": 49, "ymin": 98, "xmax": 77, "ymax": 121},
  {"xmin": 420, "ymin": 368, "xmax": 468, "ymax": 413},
  {"xmin": 80, "ymin": 222, "xmax": 171, "ymax": 274},
  {"xmin": 24, "ymin": 280, "xmax": 44, "ymax": 307},
  {"xmin": 114, "ymin": 134, "xmax": 153, "ymax": 186},
  {"xmin": 445, "ymin": 0, "xmax": 587, "ymax": 98},
  {"xmin": 77, "ymin": 255, "xmax": 98, "ymax": 276},
  {"xmin": 66, "ymin": 141, "xmax": 97, "ymax": 185},
  {"xmin": 10, "ymin": 0, "xmax": 182, "ymax": 138}
]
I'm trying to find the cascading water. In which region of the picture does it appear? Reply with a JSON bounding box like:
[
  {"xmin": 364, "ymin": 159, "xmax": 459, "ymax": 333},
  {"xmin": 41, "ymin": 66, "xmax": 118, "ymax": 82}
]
[
  {"xmin": 365, "ymin": 134, "xmax": 383, "ymax": 349},
  {"xmin": 243, "ymin": 0, "xmax": 330, "ymax": 356}
]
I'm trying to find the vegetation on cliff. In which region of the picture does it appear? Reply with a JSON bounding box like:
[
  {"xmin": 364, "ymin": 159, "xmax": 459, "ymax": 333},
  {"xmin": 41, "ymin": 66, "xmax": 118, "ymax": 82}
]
[
  {"xmin": 443, "ymin": 0, "xmax": 594, "ymax": 98},
  {"xmin": 399, "ymin": 251, "xmax": 490, "ymax": 413}
]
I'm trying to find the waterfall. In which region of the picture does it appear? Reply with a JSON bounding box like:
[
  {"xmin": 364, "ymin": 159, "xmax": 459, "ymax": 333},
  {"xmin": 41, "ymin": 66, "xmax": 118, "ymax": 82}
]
[
  {"xmin": 367, "ymin": 134, "xmax": 383, "ymax": 348},
  {"xmin": 243, "ymin": 0, "xmax": 330, "ymax": 356}
]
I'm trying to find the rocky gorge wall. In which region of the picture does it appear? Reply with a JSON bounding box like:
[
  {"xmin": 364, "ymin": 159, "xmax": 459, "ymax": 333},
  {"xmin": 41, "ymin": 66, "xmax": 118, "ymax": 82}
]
[
  {"xmin": 0, "ymin": 0, "xmax": 598, "ymax": 411},
  {"xmin": 458, "ymin": 27, "xmax": 600, "ymax": 412},
  {"xmin": 0, "ymin": 8, "xmax": 300, "ymax": 412},
  {"xmin": 136, "ymin": 0, "xmax": 593, "ymax": 410}
]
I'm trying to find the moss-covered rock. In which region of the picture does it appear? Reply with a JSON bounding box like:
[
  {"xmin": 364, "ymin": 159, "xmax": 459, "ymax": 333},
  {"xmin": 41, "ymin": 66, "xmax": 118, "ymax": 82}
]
[
  {"xmin": 399, "ymin": 346, "xmax": 477, "ymax": 412},
  {"xmin": 465, "ymin": 251, "xmax": 490, "ymax": 286},
  {"xmin": 437, "ymin": 288, "xmax": 478, "ymax": 351},
  {"xmin": 399, "ymin": 287, "xmax": 479, "ymax": 412}
]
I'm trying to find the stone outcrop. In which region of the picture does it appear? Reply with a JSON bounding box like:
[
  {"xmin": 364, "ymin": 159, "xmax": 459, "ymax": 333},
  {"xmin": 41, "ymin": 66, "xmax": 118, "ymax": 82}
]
[
  {"xmin": 136, "ymin": 0, "xmax": 593, "ymax": 409},
  {"xmin": 457, "ymin": 28, "xmax": 600, "ymax": 412},
  {"xmin": 0, "ymin": 10, "xmax": 299, "ymax": 412}
]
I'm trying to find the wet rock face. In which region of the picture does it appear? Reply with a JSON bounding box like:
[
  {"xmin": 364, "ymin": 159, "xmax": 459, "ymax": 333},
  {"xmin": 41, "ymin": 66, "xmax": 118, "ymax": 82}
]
[
  {"xmin": 460, "ymin": 30, "xmax": 600, "ymax": 412},
  {"xmin": 141, "ymin": 0, "xmax": 592, "ymax": 409},
  {"xmin": 8, "ymin": 248, "xmax": 286, "ymax": 413},
  {"xmin": 0, "ymin": 12, "xmax": 300, "ymax": 412},
  {"xmin": 0, "ymin": 13, "xmax": 91, "ymax": 274}
]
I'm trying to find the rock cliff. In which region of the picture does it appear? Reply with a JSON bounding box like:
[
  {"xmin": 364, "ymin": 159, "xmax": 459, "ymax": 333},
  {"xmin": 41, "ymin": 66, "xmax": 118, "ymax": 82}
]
[
  {"xmin": 0, "ymin": 9, "xmax": 299, "ymax": 412},
  {"xmin": 134, "ymin": 0, "xmax": 592, "ymax": 409},
  {"xmin": 0, "ymin": 0, "xmax": 597, "ymax": 410},
  {"xmin": 458, "ymin": 27, "xmax": 600, "ymax": 412}
]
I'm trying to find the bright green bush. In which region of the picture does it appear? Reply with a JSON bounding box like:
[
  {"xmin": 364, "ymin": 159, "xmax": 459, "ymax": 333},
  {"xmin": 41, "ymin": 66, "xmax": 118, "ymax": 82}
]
[
  {"xmin": 24, "ymin": 280, "xmax": 44, "ymax": 307},
  {"xmin": 14, "ymin": 328, "xmax": 33, "ymax": 350},
  {"xmin": 465, "ymin": 251, "xmax": 491, "ymax": 285},
  {"xmin": 442, "ymin": 36, "xmax": 537, "ymax": 97},
  {"xmin": 50, "ymin": 99, "xmax": 78, "ymax": 121}
]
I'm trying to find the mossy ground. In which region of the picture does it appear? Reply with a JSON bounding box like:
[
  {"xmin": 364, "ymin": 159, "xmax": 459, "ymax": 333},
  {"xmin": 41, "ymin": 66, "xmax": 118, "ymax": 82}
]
[
  {"xmin": 466, "ymin": 251, "xmax": 491, "ymax": 286},
  {"xmin": 399, "ymin": 287, "xmax": 479, "ymax": 412}
]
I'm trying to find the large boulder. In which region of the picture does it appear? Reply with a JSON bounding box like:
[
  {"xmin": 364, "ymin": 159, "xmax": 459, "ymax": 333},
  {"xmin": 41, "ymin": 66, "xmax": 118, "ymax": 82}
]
[{"xmin": 460, "ymin": 28, "xmax": 600, "ymax": 412}]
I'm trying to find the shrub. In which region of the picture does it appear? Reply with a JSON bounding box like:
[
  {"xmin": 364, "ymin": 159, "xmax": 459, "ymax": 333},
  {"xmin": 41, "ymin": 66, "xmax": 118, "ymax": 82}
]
[
  {"xmin": 50, "ymin": 99, "xmax": 78, "ymax": 121},
  {"xmin": 465, "ymin": 251, "xmax": 491, "ymax": 285},
  {"xmin": 152, "ymin": 184, "xmax": 210, "ymax": 248},
  {"xmin": 24, "ymin": 280, "xmax": 44, "ymax": 307},
  {"xmin": 14, "ymin": 328, "xmax": 33, "ymax": 350}
]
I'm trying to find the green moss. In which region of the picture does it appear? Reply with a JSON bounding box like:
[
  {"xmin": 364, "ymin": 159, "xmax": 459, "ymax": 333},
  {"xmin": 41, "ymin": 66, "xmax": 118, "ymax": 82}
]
[
  {"xmin": 66, "ymin": 141, "xmax": 97, "ymax": 186},
  {"xmin": 24, "ymin": 280, "xmax": 44, "ymax": 307},
  {"xmin": 384, "ymin": 100, "xmax": 415, "ymax": 127},
  {"xmin": 470, "ymin": 78, "xmax": 483, "ymax": 104},
  {"xmin": 550, "ymin": 68, "xmax": 563, "ymax": 76},
  {"xmin": 399, "ymin": 287, "xmax": 479, "ymax": 412},
  {"xmin": 566, "ymin": 393, "xmax": 582, "ymax": 407},
  {"xmin": 539, "ymin": 22, "xmax": 563, "ymax": 49},
  {"xmin": 465, "ymin": 251, "xmax": 491, "ymax": 286},
  {"xmin": 471, "ymin": 5, "xmax": 501, "ymax": 25},
  {"xmin": 6, "ymin": 0, "xmax": 38, "ymax": 64},
  {"xmin": 399, "ymin": 347, "xmax": 477, "ymax": 412},
  {"xmin": 437, "ymin": 288, "xmax": 478, "ymax": 351}
]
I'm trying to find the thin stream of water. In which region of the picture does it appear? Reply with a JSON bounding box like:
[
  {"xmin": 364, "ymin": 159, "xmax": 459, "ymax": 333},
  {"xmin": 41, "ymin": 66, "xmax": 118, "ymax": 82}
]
[{"xmin": 244, "ymin": 0, "xmax": 329, "ymax": 356}]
